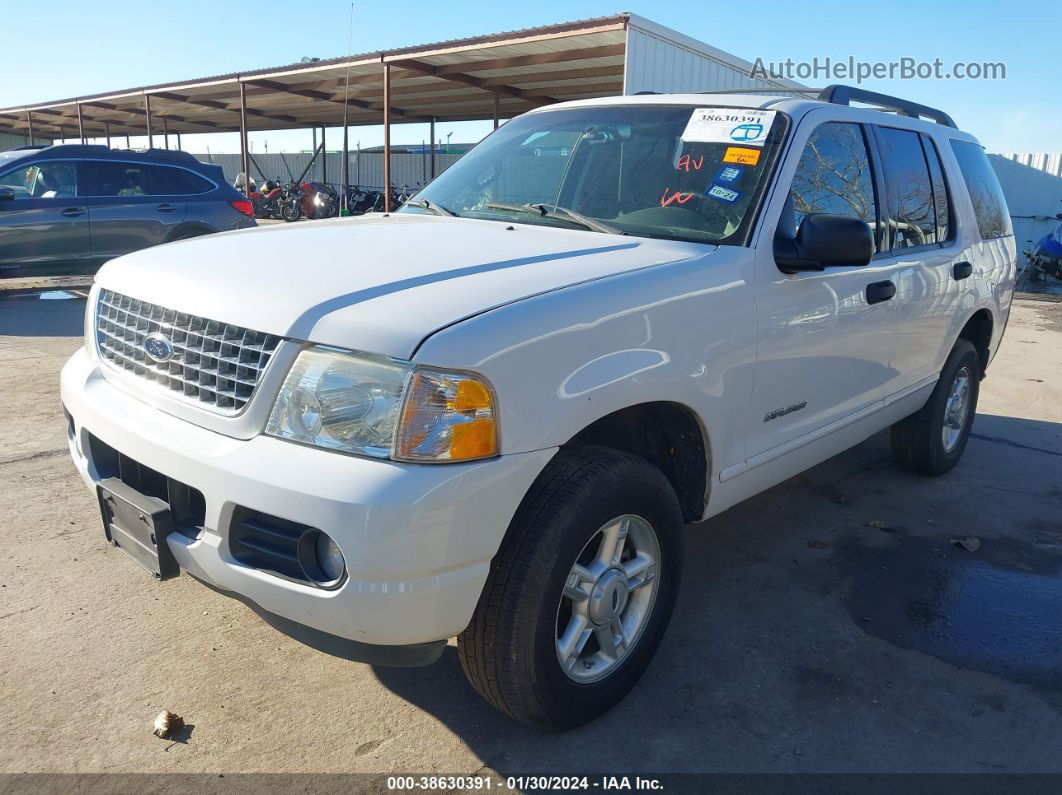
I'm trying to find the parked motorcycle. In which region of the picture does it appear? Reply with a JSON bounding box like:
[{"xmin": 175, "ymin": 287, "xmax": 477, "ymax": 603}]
[
  {"xmin": 1020, "ymin": 211, "xmax": 1062, "ymax": 289},
  {"xmin": 249, "ymin": 179, "xmax": 285, "ymax": 219},
  {"xmin": 344, "ymin": 184, "xmax": 418, "ymax": 215},
  {"xmin": 279, "ymin": 182, "xmax": 304, "ymax": 222},
  {"xmin": 278, "ymin": 182, "xmax": 340, "ymax": 222},
  {"xmin": 301, "ymin": 181, "xmax": 339, "ymax": 220}
]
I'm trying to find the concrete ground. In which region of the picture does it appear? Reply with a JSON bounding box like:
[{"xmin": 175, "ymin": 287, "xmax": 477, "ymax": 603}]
[{"xmin": 1, "ymin": 292, "xmax": 1060, "ymax": 776}]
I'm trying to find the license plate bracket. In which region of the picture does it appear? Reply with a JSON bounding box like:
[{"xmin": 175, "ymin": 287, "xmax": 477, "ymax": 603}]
[{"xmin": 97, "ymin": 477, "xmax": 179, "ymax": 580}]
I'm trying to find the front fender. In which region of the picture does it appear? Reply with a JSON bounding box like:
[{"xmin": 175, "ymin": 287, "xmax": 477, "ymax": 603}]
[{"xmin": 414, "ymin": 246, "xmax": 758, "ymax": 482}]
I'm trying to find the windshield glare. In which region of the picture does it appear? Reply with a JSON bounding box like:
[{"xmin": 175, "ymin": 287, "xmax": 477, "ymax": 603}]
[{"xmin": 405, "ymin": 105, "xmax": 786, "ymax": 244}]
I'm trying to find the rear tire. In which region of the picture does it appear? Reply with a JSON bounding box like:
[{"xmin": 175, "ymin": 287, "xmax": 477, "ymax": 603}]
[
  {"xmin": 890, "ymin": 338, "xmax": 981, "ymax": 476},
  {"xmin": 458, "ymin": 445, "xmax": 684, "ymax": 730}
]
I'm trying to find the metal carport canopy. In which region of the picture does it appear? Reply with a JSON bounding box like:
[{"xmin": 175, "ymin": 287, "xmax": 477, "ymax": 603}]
[{"xmin": 0, "ymin": 14, "xmax": 638, "ymax": 139}]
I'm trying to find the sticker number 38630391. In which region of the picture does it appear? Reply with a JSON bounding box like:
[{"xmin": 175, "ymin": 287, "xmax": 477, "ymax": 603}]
[{"xmin": 681, "ymin": 108, "xmax": 776, "ymax": 147}]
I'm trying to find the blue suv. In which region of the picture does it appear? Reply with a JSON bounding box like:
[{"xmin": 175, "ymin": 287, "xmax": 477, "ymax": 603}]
[{"xmin": 0, "ymin": 145, "xmax": 256, "ymax": 277}]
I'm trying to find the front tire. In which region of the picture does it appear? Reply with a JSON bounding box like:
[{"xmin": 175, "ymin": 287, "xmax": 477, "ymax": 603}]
[
  {"xmin": 281, "ymin": 198, "xmax": 301, "ymax": 222},
  {"xmin": 458, "ymin": 445, "xmax": 684, "ymax": 730},
  {"xmin": 890, "ymin": 338, "xmax": 981, "ymax": 476}
]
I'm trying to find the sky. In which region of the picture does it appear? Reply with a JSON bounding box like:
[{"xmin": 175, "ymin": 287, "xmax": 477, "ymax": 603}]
[{"xmin": 3, "ymin": 0, "xmax": 1060, "ymax": 154}]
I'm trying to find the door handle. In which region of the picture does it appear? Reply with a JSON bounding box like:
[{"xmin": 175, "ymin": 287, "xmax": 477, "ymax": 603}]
[
  {"xmin": 155, "ymin": 203, "xmax": 177, "ymax": 212},
  {"xmin": 60, "ymin": 207, "xmax": 85, "ymax": 217},
  {"xmin": 953, "ymin": 261, "xmax": 973, "ymax": 280},
  {"xmin": 866, "ymin": 280, "xmax": 896, "ymax": 305}
]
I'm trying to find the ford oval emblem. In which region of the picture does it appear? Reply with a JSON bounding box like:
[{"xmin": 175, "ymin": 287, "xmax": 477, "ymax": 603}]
[{"xmin": 143, "ymin": 332, "xmax": 174, "ymax": 363}]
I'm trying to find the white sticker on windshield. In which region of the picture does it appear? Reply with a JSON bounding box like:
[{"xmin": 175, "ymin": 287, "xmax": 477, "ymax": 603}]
[{"xmin": 681, "ymin": 108, "xmax": 777, "ymax": 147}]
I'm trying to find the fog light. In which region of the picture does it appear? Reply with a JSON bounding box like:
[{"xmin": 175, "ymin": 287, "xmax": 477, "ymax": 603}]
[
  {"xmin": 297, "ymin": 529, "xmax": 346, "ymax": 586},
  {"xmin": 316, "ymin": 533, "xmax": 345, "ymax": 581}
]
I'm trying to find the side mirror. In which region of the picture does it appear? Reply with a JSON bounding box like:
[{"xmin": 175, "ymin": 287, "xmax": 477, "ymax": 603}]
[
  {"xmin": 0, "ymin": 188, "xmax": 14, "ymax": 202},
  {"xmin": 775, "ymin": 213, "xmax": 874, "ymax": 273}
]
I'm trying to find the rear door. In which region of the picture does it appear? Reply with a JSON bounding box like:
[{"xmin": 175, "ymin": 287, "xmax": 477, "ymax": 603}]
[
  {"xmin": 0, "ymin": 159, "xmax": 94, "ymax": 276},
  {"xmin": 84, "ymin": 160, "xmax": 188, "ymax": 261},
  {"xmin": 868, "ymin": 125, "xmax": 962, "ymax": 395},
  {"xmin": 748, "ymin": 114, "xmax": 899, "ymax": 459}
]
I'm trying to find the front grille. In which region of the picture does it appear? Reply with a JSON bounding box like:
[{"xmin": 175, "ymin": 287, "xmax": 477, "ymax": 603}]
[{"xmin": 95, "ymin": 289, "xmax": 281, "ymax": 414}]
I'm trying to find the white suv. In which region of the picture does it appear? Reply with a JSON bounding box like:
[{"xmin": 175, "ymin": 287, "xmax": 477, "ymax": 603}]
[{"xmin": 61, "ymin": 85, "xmax": 1016, "ymax": 729}]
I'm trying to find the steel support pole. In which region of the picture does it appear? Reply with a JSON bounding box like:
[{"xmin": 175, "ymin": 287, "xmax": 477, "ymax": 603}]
[
  {"xmin": 77, "ymin": 104, "xmax": 85, "ymax": 143},
  {"xmin": 144, "ymin": 94, "xmax": 153, "ymax": 148},
  {"xmin": 104, "ymin": 121, "xmax": 111, "ymax": 148},
  {"xmin": 430, "ymin": 117, "xmax": 436, "ymax": 179},
  {"xmin": 125, "ymin": 134, "xmax": 131, "ymax": 149},
  {"xmin": 493, "ymin": 92, "xmax": 500, "ymax": 130},
  {"xmin": 239, "ymin": 82, "xmax": 251, "ymax": 197},
  {"xmin": 383, "ymin": 64, "xmax": 392, "ymax": 212},
  {"xmin": 342, "ymin": 120, "xmax": 350, "ymax": 210},
  {"xmin": 26, "ymin": 111, "xmax": 34, "ymax": 146},
  {"xmin": 321, "ymin": 125, "xmax": 327, "ymax": 184},
  {"xmin": 143, "ymin": 93, "xmax": 153, "ymax": 148},
  {"xmin": 177, "ymin": 131, "xmax": 182, "ymax": 151},
  {"xmin": 163, "ymin": 116, "xmax": 169, "ymax": 149}
]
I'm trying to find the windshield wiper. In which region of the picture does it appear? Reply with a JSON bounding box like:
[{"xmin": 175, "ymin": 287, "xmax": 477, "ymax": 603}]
[
  {"xmin": 484, "ymin": 202, "xmax": 624, "ymax": 235},
  {"xmin": 404, "ymin": 198, "xmax": 459, "ymax": 217}
]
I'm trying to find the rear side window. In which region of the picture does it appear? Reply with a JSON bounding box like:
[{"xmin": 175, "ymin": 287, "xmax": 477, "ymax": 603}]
[
  {"xmin": 151, "ymin": 165, "xmax": 213, "ymax": 195},
  {"xmin": 920, "ymin": 134, "xmax": 953, "ymax": 244},
  {"xmin": 949, "ymin": 140, "xmax": 1012, "ymax": 239},
  {"xmin": 876, "ymin": 127, "xmax": 937, "ymax": 249},
  {"xmin": 86, "ymin": 162, "xmax": 152, "ymax": 197},
  {"xmin": 85, "ymin": 162, "xmax": 214, "ymax": 197},
  {"xmin": 789, "ymin": 121, "xmax": 880, "ymax": 249}
]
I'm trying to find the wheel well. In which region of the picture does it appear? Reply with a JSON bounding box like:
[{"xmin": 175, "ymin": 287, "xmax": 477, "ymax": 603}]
[
  {"xmin": 566, "ymin": 402, "xmax": 709, "ymax": 522},
  {"xmin": 958, "ymin": 309, "xmax": 993, "ymax": 376},
  {"xmin": 164, "ymin": 223, "xmax": 212, "ymax": 243}
]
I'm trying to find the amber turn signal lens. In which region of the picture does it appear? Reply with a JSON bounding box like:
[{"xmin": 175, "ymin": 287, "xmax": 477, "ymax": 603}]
[
  {"xmin": 395, "ymin": 369, "xmax": 498, "ymax": 462},
  {"xmin": 450, "ymin": 419, "xmax": 497, "ymax": 459}
]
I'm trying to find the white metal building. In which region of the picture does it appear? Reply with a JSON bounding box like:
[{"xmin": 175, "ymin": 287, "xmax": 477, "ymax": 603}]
[{"xmin": 989, "ymin": 153, "xmax": 1062, "ymax": 252}]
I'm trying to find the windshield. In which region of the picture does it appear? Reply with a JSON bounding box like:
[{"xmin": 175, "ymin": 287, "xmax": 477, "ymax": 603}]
[{"xmin": 404, "ymin": 105, "xmax": 788, "ymax": 245}]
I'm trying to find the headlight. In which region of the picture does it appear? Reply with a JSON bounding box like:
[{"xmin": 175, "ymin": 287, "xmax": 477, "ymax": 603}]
[
  {"xmin": 266, "ymin": 346, "xmax": 498, "ymax": 462},
  {"xmin": 266, "ymin": 347, "xmax": 410, "ymax": 458}
]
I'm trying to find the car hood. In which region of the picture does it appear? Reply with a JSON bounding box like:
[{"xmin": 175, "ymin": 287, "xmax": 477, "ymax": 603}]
[{"xmin": 95, "ymin": 214, "xmax": 710, "ymax": 359}]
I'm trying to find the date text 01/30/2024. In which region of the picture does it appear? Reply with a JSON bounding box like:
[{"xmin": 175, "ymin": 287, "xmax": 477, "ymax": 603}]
[{"xmin": 384, "ymin": 775, "xmax": 665, "ymax": 791}]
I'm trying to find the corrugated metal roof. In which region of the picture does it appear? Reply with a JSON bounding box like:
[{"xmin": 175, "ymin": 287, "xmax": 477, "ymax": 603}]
[{"xmin": 0, "ymin": 14, "xmax": 633, "ymax": 138}]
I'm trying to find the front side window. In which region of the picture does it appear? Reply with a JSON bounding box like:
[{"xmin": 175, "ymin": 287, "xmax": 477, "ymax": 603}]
[
  {"xmin": 876, "ymin": 126, "xmax": 937, "ymax": 249},
  {"xmin": 788, "ymin": 121, "xmax": 879, "ymax": 249},
  {"xmin": 0, "ymin": 161, "xmax": 79, "ymax": 199},
  {"xmin": 950, "ymin": 140, "xmax": 1012, "ymax": 240},
  {"xmin": 408, "ymin": 105, "xmax": 788, "ymax": 245}
]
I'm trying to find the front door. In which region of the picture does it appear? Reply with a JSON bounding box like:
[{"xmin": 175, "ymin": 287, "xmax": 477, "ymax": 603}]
[
  {"xmin": 0, "ymin": 160, "xmax": 93, "ymax": 277},
  {"xmin": 748, "ymin": 115, "xmax": 898, "ymax": 459}
]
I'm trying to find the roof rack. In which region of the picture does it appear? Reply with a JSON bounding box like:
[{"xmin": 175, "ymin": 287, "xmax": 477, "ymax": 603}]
[{"xmin": 818, "ymin": 84, "xmax": 956, "ymax": 128}]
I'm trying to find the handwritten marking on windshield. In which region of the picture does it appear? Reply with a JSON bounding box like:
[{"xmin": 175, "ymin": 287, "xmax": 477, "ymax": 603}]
[
  {"xmin": 660, "ymin": 188, "xmax": 696, "ymax": 207},
  {"xmin": 676, "ymin": 154, "xmax": 704, "ymax": 172}
]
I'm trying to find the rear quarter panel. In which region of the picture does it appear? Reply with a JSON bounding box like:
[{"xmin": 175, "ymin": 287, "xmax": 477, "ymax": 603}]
[{"xmin": 933, "ymin": 132, "xmax": 1017, "ymax": 369}]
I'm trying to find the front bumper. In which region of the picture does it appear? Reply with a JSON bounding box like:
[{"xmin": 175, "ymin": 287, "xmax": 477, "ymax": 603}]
[{"xmin": 61, "ymin": 346, "xmax": 554, "ymax": 656}]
